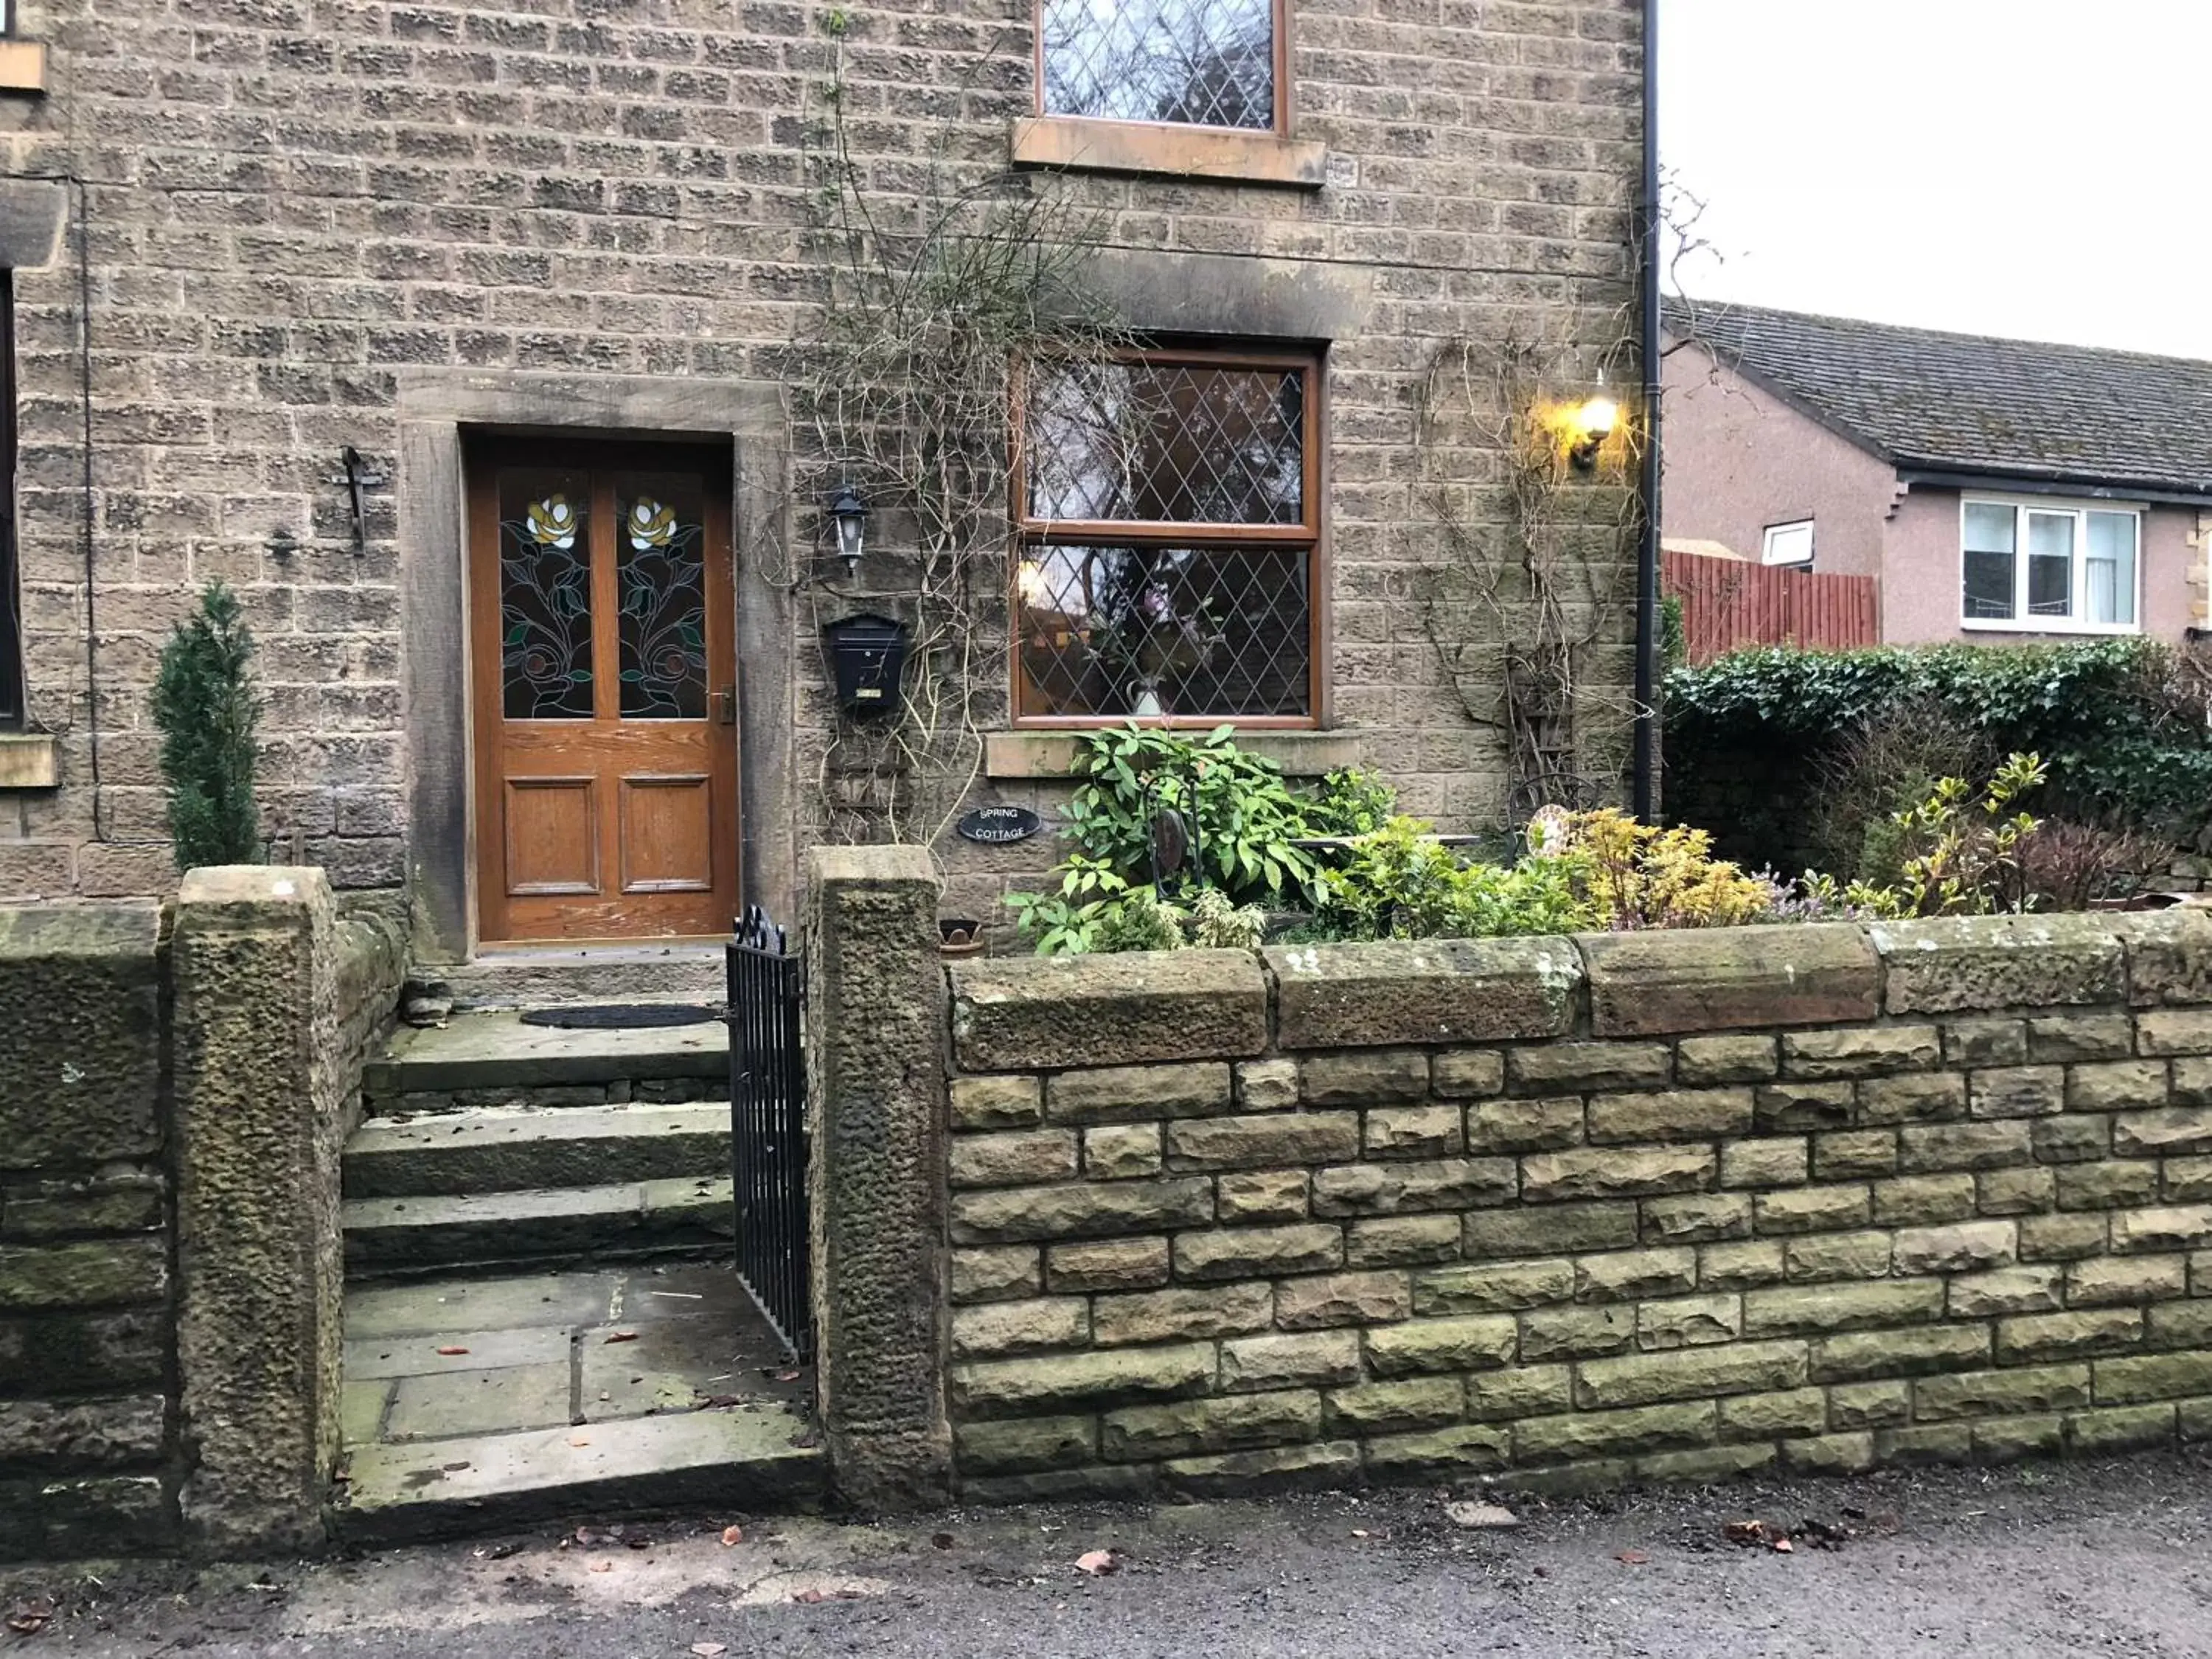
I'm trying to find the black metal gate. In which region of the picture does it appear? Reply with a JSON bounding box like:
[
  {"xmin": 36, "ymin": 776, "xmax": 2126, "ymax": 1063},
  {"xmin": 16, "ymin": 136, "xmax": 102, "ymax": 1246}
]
[{"xmin": 726, "ymin": 906, "xmax": 811, "ymax": 1359}]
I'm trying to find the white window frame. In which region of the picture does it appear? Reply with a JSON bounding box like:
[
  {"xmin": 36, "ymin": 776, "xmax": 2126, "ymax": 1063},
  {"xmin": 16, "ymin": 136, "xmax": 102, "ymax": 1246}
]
[
  {"xmin": 1761, "ymin": 519, "xmax": 1815, "ymax": 567},
  {"xmin": 1958, "ymin": 494, "xmax": 2143, "ymax": 636}
]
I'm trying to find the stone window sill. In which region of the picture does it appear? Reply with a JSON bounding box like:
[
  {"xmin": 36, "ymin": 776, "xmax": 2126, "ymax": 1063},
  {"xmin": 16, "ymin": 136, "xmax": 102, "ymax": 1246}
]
[
  {"xmin": 0, "ymin": 43, "xmax": 47, "ymax": 95},
  {"xmin": 0, "ymin": 732, "xmax": 59, "ymax": 790},
  {"xmin": 1010, "ymin": 116, "xmax": 1327, "ymax": 189},
  {"xmin": 986, "ymin": 729, "xmax": 1362, "ymax": 781}
]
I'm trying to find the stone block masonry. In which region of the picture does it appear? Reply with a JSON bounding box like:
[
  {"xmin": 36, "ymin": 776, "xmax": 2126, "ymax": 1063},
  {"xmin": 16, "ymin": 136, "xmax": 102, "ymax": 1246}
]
[
  {"xmin": 939, "ymin": 912, "xmax": 2212, "ymax": 1502},
  {"xmin": 0, "ymin": 0, "xmax": 1644, "ymax": 928},
  {"xmin": 0, "ymin": 869, "xmax": 402, "ymax": 1559},
  {"xmin": 0, "ymin": 900, "xmax": 175, "ymax": 1558}
]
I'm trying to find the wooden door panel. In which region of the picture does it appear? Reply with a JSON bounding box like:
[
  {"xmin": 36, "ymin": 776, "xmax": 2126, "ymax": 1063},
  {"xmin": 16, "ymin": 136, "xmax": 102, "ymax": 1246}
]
[
  {"xmin": 504, "ymin": 777, "xmax": 601, "ymax": 896},
  {"xmin": 467, "ymin": 439, "xmax": 739, "ymax": 945},
  {"xmin": 619, "ymin": 773, "xmax": 714, "ymax": 894}
]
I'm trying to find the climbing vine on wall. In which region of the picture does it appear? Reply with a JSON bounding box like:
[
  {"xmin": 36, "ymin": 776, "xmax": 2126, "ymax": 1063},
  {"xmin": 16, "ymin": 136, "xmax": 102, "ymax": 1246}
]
[
  {"xmin": 1413, "ymin": 329, "xmax": 1646, "ymax": 825},
  {"xmin": 785, "ymin": 15, "xmax": 1133, "ymax": 847}
]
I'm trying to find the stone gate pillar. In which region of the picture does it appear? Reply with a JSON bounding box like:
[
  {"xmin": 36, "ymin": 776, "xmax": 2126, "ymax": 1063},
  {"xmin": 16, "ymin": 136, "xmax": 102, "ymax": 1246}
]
[
  {"xmin": 170, "ymin": 866, "xmax": 347, "ymax": 1554},
  {"xmin": 804, "ymin": 845, "xmax": 952, "ymax": 1509}
]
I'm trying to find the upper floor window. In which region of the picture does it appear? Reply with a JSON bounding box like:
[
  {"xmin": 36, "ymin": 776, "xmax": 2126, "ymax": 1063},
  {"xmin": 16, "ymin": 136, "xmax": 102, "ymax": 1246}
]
[
  {"xmin": 1761, "ymin": 520, "xmax": 1814, "ymax": 568},
  {"xmin": 1961, "ymin": 497, "xmax": 2139, "ymax": 632},
  {"xmin": 1040, "ymin": 0, "xmax": 1284, "ymax": 133},
  {"xmin": 1014, "ymin": 345, "xmax": 1321, "ymax": 726}
]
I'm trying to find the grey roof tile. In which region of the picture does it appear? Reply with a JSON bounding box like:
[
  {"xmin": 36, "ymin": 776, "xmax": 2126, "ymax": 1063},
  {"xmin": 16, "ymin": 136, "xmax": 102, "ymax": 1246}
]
[{"xmin": 1666, "ymin": 299, "xmax": 2212, "ymax": 498}]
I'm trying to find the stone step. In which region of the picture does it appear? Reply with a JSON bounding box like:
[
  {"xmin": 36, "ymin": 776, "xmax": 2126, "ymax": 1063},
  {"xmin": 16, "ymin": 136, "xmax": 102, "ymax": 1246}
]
[
  {"xmin": 336, "ymin": 1408, "xmax": 823, "ymax": 1544},
  {"xmin": 344, "ymin": 1178, "xmax": 734, "ymax": 1276},
  {"xmin": 437, "ymin": 945, "xmax": 728, "ymax": 1012},
  {"xmin": 344, "ymin": 1103, "xmax": 731, "ymax": 1200},
  {"xmin": 364, "ymin": 1009, "xmax": 728, "ymax": 1116}
]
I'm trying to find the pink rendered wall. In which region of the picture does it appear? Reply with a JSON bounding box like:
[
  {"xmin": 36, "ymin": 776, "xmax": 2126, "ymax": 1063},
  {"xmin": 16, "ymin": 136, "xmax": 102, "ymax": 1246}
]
[
  {"xmin": 1881, "ymin": 490, "xmax": 2202, "ymax": 646},
  {"xmin": 1660, "ymin": 335, "xmax": 1897, "ymax": 580}
]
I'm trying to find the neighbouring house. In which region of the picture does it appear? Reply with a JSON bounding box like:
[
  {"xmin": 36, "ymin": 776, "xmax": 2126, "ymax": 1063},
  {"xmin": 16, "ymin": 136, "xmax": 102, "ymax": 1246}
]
[
  {"xmin": 1662, "ymin": 298, "xmax": 2212, "ymax": 647},
  {"xmin": 0, "ymin": 1, "xmax": 1648, "ymax": 958}
]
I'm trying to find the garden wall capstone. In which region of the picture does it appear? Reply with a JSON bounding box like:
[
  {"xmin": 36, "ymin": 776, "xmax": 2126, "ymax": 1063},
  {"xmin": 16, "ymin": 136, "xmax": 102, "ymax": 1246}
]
[
  {"xmin": 0, "ymin": 869, "xmax": 402, "ymax": 1560},
  {"xmin": 933, "ymin": 908, "xmax": 2212, "ymax": 1502}
]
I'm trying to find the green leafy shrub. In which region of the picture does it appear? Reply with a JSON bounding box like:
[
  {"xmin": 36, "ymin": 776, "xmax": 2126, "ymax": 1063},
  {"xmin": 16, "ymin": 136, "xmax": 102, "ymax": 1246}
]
[
  {"xmin": 1666, "ymin": 640, "xmax": 2212, "ymax": 866},
  {"xmin": 152, "ymin": 581, "xmax": 261, "ymax": 872},
  {"xmin": 1303, "ymin": 768, "xmax": 1398, "ymax": 838},
  {"xmin": 1059, "ymin": 724, "xmax": 1318, "ymax": 906},
  {"xmin": 1801, "ymin": 753, "xmax": 2047, "ymax": 918},
  {"xmin": 1005, "ymin": 855, "xmax": 1267, "ymax": 956}
]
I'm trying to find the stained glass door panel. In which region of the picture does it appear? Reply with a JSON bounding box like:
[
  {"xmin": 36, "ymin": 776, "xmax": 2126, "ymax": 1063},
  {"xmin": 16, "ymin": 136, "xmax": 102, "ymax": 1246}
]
[{"xmin": 467, "ymin": 440, "xmax": 738, "ymax": 943}]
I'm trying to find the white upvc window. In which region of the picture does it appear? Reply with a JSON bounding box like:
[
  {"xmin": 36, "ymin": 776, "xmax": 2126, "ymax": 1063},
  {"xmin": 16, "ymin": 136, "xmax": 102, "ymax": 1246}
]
[
  {"xmin": 1959, "ymin": 496, "xmax": 2140, "ymax": 633},
  {"xmin": 1761, "ymin": 519, "xmax": 1814, "ymax": 567}
]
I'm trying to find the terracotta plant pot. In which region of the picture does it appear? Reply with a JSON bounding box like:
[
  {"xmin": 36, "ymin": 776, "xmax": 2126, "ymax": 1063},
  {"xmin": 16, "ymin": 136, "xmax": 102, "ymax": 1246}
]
[{"xmin": 939, "ymin": 918, "xmax": 988, "ymax": 959}]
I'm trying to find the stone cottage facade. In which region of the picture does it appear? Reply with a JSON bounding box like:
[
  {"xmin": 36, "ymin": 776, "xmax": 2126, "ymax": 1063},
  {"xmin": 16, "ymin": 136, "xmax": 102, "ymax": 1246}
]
[{"xmin": 0, "ymin": 0, "xmax": 1644, "ymax": 963}]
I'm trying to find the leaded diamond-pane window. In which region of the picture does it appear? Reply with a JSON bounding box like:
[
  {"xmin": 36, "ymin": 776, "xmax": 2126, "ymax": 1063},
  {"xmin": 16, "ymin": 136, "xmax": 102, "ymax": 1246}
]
[
  {"xmin": 1016, "ymin": 348, "xmax": 1320, "ymax": 724},
  {"xmin": 1040, "ymin": 0, "xmax": 1280, "ymax": 132}
]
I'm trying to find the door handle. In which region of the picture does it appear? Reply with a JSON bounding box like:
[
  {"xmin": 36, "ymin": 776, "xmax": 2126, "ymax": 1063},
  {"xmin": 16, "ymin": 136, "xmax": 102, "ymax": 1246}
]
[{"xmin": 714, "ymin": 686, "xmax": 738, "ymax": 726}]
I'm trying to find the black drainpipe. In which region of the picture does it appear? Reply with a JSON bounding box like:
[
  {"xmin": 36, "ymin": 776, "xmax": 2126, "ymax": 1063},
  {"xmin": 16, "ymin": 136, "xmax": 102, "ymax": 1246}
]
[{"xmin": 1631, "ymin": 0, "xmax": 1663, "ymax": 821}]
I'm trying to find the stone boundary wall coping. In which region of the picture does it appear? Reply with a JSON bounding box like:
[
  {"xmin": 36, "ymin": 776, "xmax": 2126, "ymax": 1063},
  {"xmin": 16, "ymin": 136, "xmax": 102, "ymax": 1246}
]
[{"xmin": 947, "ymin": 914, "xmax": 2212, "ymax": 1071}]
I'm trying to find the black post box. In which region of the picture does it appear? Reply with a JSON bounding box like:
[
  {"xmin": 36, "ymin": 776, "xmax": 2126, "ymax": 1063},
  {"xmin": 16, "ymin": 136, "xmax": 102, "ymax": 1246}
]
[{"xmin": 823, "ymin": 612, "xmax": 908, "ymax": 716}]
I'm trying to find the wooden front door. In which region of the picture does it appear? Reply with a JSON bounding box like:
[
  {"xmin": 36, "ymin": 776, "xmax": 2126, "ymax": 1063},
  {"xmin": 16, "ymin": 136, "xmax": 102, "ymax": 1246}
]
[{"xmin": 467, "ymin": 438, "xmax": 739, "ymax": 944}]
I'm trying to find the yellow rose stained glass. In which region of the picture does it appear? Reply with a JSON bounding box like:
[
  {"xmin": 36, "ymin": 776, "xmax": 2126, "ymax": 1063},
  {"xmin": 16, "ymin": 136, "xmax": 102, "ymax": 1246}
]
[
  {"xmin": 615, "ymin": 491, "xmax": 706, "ymax": 720},
  {"xmin": 499, "ymin": 486, "xmax": 594, "ymax": 719}
]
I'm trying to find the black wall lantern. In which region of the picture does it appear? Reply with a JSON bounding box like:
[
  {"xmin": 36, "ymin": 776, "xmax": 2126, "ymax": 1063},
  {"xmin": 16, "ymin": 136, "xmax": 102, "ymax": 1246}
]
[
  {"xmin": 827, "ymin": 484, "xmax": 869, "ymax": 580},
  {"xmin": 824, "ymin": 612, "xmax": 908, "ymax": 717}
]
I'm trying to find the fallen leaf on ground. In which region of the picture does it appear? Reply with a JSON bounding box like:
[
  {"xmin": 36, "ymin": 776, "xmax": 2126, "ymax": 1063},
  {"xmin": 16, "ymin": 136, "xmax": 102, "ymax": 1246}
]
[
  {"xmin": 1445, "ymin": 1501, "xmax": 1520, "ymax": 1531},
  {"xmin": 1350, "ymin": 1528, "xmax": 1371, "ymax": 1539},
  {"xmin": 1772, "ymin": 1537, "xmax": 1794, "ymax": 1554},
  {"xmin": 1615, "ymin": 1549, "xmax": 1649, "ymax": 1565},
  {"xmin": 720, "ymin": 1525, "xmax": 745, "ymax": 1547},
  {"xmin": 434, "ymin": 1346, "xmax": 470, "ymax": 1357},
  {"xmin": 774, "ymin": 1367, "xmax": 804, "ymax": 1383},
  {"xmin": 792, "ymin": 1588, "xmax": 825, "ymax": 1604},
  {"xmin": 1075, "ymin": 1549, "xmax": 1119, "ymax": 1576},
  {"xmin": 931, "ymin": 1532, "xmax": 955, "ymax": 1551},
  {"xmin": 7, "ymin": 1597, "xmax": 53, "ymax": 1635},
  {"xmin": 692, "ymin": 1646, "xmax": 728, "ymax": 1658},
  {"xmin": 1724, "ymin": 1519, "xmax": 1767, "ymax": 1547},
  {"xmin": 568, "ymin": 1437, "xmax": 591, "ymax": 1447},
  {"xmin": 587, "ymin": 1561, "xmax": 612, "ymax": 1574},
  {"xmin": 472, "ymin": 1541, "xmax": 521, "ymax": 1561},
  {"xmin": 603, "ymin": 1331, "xmax": 639, "ymax": 1344}
]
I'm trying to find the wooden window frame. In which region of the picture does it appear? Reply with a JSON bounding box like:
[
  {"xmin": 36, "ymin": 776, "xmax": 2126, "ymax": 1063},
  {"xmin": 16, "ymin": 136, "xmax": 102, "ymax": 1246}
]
[
  {"xmin": 1010, "ymin": 341, "xmax": 1325, "ymax": 731},
  {"xmin": 1033, "ymin": 0, "xmax": 1293, "ymax": 138}
]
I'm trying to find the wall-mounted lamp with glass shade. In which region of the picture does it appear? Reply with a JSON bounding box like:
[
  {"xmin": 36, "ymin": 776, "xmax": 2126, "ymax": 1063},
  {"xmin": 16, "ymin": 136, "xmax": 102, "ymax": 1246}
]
[
  {"xmin": 1568, "ymin": 393, "xmax": 1619, "ymax": 473},
  {"xmin": 827, "ymin": 484, "xmax": 869, "ymax": 580}
]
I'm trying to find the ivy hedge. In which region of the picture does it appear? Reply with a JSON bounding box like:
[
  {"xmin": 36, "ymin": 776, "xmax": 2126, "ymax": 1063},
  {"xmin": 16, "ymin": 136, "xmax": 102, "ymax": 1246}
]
[{"xmin": 1663, "ymin": 639, "xmax": 2212, "ymax": 869}]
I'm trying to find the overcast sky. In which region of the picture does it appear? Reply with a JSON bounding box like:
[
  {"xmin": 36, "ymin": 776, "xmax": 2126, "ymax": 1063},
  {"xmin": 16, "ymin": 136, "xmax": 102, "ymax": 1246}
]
[{"xmin": 1660, "ymin": 1, "xmax": 2212, "ymax": 358}]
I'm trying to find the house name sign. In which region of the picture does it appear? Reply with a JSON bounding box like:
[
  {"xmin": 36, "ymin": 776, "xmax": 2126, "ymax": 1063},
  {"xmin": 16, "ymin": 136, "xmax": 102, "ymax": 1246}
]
[{"xmin": 957, "ymin": 806, "xmax": 1046, "ymax": 845}]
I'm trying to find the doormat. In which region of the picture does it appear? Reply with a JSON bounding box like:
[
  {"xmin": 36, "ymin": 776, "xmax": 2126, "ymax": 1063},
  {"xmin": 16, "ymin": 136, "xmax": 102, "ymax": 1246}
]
[{"xmin": 518, "ymin": 1003, "xmax": 722, "ymax": 1031}]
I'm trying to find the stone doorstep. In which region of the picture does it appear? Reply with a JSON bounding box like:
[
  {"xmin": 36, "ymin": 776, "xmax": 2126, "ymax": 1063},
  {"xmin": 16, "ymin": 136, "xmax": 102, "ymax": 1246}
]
[
  {"xmin": 335, "ymin": 1410, "xmax": 825, "ymax": 1545},
  {"xmin": 437, "ymin": 946, "xmax": 729, "ymax": 1012},
  {"xmin": 365, "ymin": 1010, "xmax": 731, "ymax": 1098},
  {"xmin": 342, "ymin": 1178, "xmax": 735, "ymax": 1276},
  {"xmin": 343, "ymin": 1102, "xmax": 732, "ymax": 1199}
]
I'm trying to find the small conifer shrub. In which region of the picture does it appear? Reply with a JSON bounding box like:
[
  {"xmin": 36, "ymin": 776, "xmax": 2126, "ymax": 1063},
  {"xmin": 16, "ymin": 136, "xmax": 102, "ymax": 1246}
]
[{"xmin": 151, "ymin": 581, "xmax": 261, "ymax": 871}]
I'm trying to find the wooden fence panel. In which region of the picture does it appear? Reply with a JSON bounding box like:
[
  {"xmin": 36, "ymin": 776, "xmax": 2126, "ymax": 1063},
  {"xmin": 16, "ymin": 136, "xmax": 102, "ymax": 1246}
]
[{"xmin": 1663, "ymin": 553, "xmax": 1878, "ymax": 661}]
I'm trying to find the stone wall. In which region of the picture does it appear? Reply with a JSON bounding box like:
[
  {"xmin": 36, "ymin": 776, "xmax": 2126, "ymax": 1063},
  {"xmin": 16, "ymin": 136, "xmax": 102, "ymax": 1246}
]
[
  {"xmin": 0, "ymin": 868, "xmax": 399, "ymax": 1559},
  {"xmin": 0, "ymin": 900, "xmax": 178, "ymax": 1557},
  {"xmin": 939, "ymin": 913, "xmax": 2212, "ymax": 1500}
]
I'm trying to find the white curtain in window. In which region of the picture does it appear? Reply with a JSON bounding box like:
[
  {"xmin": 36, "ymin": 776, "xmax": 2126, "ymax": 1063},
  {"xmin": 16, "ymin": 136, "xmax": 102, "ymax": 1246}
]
[{"xmin": 2087, "ymin": 511, "xmax": 2137, "ymax": 626}]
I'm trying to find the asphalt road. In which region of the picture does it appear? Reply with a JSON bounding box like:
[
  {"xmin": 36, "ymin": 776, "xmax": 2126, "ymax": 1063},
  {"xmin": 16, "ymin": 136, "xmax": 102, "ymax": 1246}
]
[{"xmin": 13, "ymin": 1450, "xmax": 2212, "ymax": 1658}]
